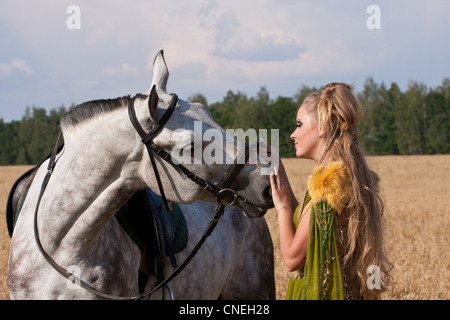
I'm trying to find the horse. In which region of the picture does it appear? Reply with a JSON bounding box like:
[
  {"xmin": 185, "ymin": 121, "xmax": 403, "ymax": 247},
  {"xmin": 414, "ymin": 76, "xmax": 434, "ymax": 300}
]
[{"xmin": 7, "ymin": 50, "xmax": 275, "ymax": 299}]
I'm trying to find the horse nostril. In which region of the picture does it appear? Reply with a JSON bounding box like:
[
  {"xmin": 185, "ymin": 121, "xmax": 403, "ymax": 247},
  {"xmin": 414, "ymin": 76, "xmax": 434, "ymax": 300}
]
[{"xmin": 264, "ymin": 186, "xmax": 272, "ymax": 201}]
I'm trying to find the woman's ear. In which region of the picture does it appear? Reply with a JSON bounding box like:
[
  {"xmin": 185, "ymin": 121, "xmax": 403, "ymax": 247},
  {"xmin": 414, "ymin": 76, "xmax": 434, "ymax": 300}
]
[{"xmin": 318, "ymin": 127, "xmax": 326, "ymax": 139}]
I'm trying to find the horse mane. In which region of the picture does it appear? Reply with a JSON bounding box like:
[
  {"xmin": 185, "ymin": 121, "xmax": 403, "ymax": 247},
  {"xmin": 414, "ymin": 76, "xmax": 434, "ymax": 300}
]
[{"xmin": 61, "ymin": 94, "xmax": 147, "ymax": 128}]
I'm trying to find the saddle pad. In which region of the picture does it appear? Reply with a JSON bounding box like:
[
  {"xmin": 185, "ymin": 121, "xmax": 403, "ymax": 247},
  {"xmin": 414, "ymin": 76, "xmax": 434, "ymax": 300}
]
[
  {"xmin": 171, "ymin": 203, "xmax": 189, "ymax": 254},
  {"xmin": 144, "ymin": 188, "xmax": 188, "ymax": 255},
  {"xmin": 6, "ymin": 167, "xmax": 36, "ymax": 237},
  {"xmin": 114, "ymin": 189, "xmax": 188, "ymax": 257}
]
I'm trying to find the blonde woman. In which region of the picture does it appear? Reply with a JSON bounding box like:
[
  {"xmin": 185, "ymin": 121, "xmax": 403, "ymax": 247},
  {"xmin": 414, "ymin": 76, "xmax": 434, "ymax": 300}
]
[{"xmin": 270, "ymin": 83, "xmax": 392, "ymax": 300}]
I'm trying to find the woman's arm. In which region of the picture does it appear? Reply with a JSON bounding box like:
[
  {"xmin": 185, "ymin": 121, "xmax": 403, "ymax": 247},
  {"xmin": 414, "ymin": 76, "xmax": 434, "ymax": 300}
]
[
  {"xmin": 277, "ymin": 203, "xmax": 311, "ymax": 271},
  {"xmin": 270, "ymin": 162, "xmax": 310, "ymax": 272}
]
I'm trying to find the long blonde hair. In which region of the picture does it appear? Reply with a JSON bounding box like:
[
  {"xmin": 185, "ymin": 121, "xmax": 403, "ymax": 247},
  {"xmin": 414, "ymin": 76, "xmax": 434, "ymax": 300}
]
[{"xmin": 303, "ymin": 83, "xmax": 393, "ymax": 298}]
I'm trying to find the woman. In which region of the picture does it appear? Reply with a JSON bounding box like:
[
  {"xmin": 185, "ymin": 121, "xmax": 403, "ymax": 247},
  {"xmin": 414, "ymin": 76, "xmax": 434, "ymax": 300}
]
[{"xmin": 270, "ymin": 83, "xmax": 392, "ymax": 300}]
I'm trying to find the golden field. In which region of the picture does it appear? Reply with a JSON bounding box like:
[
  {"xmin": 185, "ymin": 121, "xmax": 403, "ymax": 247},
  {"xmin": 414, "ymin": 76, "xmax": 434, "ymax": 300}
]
[{"xmin": 1, "ymin": 156, "xmax": 449, "ymax": 300}]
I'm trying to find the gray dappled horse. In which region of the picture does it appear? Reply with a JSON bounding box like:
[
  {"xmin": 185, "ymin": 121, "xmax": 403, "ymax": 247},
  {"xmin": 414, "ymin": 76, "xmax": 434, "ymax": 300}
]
[{"xmin": 7, "ymin": 51, "xmax": 275, "ymax": 299}]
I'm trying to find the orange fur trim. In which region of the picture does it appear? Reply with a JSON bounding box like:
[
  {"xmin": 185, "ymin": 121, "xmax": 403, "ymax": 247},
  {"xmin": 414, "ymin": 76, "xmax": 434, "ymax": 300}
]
[{"xmin": 307, "ymin": 161, "xmax": 351, "ymax": 214}]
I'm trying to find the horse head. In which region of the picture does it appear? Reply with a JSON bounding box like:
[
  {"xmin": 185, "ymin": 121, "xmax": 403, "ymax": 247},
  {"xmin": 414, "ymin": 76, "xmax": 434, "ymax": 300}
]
[{"xmin": 131, "ymin": 51, "xmax": 274, "ymax": 217}]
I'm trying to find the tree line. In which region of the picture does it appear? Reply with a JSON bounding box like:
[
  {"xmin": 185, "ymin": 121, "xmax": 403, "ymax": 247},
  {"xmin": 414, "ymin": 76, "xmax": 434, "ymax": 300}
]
[
  {"xmin": 1, "ymin": 77, "xmax": 449, "ymax": 165},
  {"xmin": 0, "ymin": 106, "xmax": 68, "ymax": 165}
]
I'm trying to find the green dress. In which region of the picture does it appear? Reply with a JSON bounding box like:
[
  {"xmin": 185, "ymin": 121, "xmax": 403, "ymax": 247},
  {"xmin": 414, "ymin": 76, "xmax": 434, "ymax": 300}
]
[{"xmin": 285, "ymin": 193, "xmax": 346, "ymax": 300}]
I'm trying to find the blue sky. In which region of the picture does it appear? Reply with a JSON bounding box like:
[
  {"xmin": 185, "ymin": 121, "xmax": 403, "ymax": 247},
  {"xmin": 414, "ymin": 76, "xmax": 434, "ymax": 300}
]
[{"xmin": 1, "ymin": 0, "xmax": 449, "ymax": 122}]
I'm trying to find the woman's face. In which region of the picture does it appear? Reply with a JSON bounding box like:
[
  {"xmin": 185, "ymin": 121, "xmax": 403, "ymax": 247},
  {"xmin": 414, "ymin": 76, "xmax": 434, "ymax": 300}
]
[{"xmin": 290, "ymin": 104, "xmax": 323, "ymax": 161}]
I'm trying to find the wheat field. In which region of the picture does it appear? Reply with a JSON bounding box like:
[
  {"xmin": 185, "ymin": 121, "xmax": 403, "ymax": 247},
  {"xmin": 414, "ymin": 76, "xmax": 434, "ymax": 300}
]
[{"xmin": 1, "ymin": 156, "xmax": 449, "ymax": 300}]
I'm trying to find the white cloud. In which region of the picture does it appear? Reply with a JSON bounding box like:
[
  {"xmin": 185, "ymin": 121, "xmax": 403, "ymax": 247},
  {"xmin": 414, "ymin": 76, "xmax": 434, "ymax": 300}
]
[
  {"xmin": 198, "ymin": 2, "xmax": 304, "ymax": 62},
  {"xmin": 0, "ymin": 58, "xmax": 33, "ymax": 76}
]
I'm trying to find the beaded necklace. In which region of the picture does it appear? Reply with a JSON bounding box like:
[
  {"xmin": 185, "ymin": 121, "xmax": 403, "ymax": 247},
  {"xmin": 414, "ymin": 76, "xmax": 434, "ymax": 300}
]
[{"xmin": 314, "ymin": 201, "xmax": 334, "ymax": 249}]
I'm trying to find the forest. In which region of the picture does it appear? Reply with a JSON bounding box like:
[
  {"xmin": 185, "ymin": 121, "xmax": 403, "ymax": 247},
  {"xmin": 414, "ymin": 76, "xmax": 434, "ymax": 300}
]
[{"xmin": 0, "ymin": 77, "xmax": 449, "ymax": 165}]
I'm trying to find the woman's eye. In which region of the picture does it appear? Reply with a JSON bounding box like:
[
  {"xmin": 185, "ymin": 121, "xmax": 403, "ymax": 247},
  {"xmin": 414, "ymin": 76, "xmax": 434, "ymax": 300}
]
[{"xmin": 296, "ymin": 121, "xmax": 303, "ymax": 128}]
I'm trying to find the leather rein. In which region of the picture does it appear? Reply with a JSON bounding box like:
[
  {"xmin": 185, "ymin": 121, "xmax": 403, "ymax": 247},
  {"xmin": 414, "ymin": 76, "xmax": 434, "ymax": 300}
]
[{"xmin": 33, "ymin": 92, "xmax": 256, "ymax": 300}]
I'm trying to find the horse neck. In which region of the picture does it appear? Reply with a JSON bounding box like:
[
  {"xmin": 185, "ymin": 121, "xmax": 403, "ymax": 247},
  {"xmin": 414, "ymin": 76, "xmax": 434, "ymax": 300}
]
[{"xmin": 38, "ymin": 112, "xmax": 144, "ymax": 253}]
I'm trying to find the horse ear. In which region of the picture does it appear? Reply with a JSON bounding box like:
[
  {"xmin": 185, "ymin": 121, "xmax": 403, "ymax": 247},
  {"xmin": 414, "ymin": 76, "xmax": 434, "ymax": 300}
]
[
  {"xmin": 150, "ymin": 50, "xmax": 169, "ymax": 93},
  {"xmin": 148, "ymin": 85, "xmax": 159, "ymax": 120}
]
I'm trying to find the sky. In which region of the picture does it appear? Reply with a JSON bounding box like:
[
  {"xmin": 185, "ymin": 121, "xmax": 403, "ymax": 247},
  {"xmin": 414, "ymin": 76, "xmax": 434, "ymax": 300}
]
[{"xmin": 1, "ymin": 0, "xmax": 449, "ymax": 122}]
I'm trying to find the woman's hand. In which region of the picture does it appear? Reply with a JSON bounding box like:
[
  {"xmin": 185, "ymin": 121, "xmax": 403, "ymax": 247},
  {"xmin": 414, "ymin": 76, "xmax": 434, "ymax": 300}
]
[{"xmin": 270, "ymin": 160, "xmax": 293, "ymax": 214}]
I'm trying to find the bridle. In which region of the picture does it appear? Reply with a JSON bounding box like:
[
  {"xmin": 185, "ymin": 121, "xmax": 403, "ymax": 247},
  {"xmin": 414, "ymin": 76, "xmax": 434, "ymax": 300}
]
[
  {"xmin": 33, "ymin": 90, "xmax": 261, "ymax": 300},
  {"xmin": 128, "ymin": 92, "xmax": 259, "ymax": 214}
]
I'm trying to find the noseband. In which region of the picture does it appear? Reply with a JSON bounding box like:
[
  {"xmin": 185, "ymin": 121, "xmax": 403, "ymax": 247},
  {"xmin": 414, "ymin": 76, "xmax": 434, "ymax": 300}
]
[{"xmin": 33, "ymin": 91, "xmax": 260, "ymax": 300}]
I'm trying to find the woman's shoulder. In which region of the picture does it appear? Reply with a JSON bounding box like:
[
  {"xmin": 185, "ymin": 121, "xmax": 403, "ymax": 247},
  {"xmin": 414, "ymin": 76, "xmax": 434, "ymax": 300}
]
[{"xmin": 307, "ymin": 161, "xmax": 351, "ymax": 214}]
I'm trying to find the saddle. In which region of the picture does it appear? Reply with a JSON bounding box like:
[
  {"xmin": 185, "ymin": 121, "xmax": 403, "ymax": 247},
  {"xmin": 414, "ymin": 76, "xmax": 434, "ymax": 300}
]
[{"xmin": 6, "ymin": 156, "xmax": 188, "ymax": 293}]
